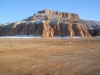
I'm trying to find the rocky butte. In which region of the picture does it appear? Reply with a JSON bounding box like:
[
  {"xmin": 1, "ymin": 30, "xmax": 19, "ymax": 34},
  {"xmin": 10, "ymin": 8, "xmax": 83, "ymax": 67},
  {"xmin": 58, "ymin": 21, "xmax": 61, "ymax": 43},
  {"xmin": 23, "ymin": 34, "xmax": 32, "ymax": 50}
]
[{"xmin": 0, "ymin": 9, "xmax": 100, "ymax": 38}]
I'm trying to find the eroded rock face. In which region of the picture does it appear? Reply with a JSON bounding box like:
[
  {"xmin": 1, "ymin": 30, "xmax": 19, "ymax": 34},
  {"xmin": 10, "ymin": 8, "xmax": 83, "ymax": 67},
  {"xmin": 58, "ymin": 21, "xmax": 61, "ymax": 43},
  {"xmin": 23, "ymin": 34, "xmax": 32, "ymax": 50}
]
[
  {"xmin": 34, "ymin": 23, "xmax": 43, "ymax": 36},
  {"xmin": 42, "ymin": 21, "xmax": 54, "ymax": 38},
  {"xmin": 97, "ymin": 29, "xmax": 100, "ymax": 36},
  {"xmin": 66, "ymin": 24, "xmax": 75, "ymax": 38},
  {"xmin": 9, "ymin": 23, "xmax": 25, "ymax": 36},
  {"xmin": 20, "ymin": 24, "xmax": 35, "ymax": 35},
  {"xmin": 0, "ymin": 9, "xmax": 99, "ymax": 38},
  {"xmin": 79, "ymin": 25, "xmax": 91, "ymax": 37},
  {"xmin": 56, "ymin": 24, "xmax": 62, "ymax": 36},
  {"xmin": 72, "ymin": 24, "xmax": 91, "ymax": 37}
]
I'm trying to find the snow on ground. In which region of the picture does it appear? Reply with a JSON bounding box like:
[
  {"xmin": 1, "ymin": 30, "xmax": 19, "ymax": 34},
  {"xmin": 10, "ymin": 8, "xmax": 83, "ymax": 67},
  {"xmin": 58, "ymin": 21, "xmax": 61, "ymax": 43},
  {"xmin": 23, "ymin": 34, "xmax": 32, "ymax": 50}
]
[
  {"xmin": 55, "ymin": 36, "xmax": 70, "ymax": 38},
  {"xmin": 0, "ymin": 35, "xmax": 41, "ymax": 38},
  {"xmin": 74, "ymin": 36, "xmax": 82, "ymax": 38},
  {"xmin": 0, "ymin": 35, "xmax": 94, "ymax": 39},
  {"xmin": 55, "ymin": 36, "xmax": 81, "ymax": 38}
]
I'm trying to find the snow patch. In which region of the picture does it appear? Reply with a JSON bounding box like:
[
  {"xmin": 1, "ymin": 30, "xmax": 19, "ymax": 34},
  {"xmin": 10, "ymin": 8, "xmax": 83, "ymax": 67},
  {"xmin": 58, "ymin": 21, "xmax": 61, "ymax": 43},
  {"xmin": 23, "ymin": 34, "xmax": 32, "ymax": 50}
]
[
  {"xmin": 35, "ymin": 19, "xmax": 42, "ymax": 24},
  {"xmin": 0, "ymin": 35, "xmax": 87, "ymax": 39},
  {"xmin": 0, "ymin": 35, "xmax": 41, "ymax": 38},
  {"xmin": 16, "ymin": 21, "xmax": 27, "ymax": 24},
  {"xmin": 51, "ymin": 18, "xmax": 57, "ymax": 21},
  {"xmin": 98, "ymin": 25, "xmax": 100, "ymax": 28},
  {"xmin": 55, "ymin": 36, "xmax": 70, "ymax": 38},
  {"xmin": 74, "ymin": 36, "xmax": 81, "ymax": 38},
  {"xmin": 55, "ymin": 36, "xmax": 82, "ymax": 38}
]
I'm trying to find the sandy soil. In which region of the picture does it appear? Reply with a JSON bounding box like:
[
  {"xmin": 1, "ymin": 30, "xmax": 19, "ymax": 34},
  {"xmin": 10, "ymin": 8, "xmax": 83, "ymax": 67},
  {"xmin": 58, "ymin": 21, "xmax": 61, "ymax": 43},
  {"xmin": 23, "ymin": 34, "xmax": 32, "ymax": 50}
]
[{"xmin": 0, "ymin": 37, "xmax": 100, "ymax": 75}]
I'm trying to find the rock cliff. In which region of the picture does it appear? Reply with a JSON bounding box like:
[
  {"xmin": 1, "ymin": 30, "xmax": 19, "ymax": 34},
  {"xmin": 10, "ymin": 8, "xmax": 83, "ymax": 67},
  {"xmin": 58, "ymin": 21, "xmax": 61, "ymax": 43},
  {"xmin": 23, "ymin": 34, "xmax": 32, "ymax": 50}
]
[{"xmin": 0, "ymin": 9, "xmax": 100, "ymax": 38}]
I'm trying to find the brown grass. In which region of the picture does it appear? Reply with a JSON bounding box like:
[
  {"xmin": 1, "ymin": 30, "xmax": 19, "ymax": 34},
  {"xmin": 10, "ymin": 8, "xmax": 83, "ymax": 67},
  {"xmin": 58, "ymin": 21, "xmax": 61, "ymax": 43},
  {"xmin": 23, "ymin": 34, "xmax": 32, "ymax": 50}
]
[{"xmin": 0, "ymin": 37, "xmax": 100, "ymax": 75}]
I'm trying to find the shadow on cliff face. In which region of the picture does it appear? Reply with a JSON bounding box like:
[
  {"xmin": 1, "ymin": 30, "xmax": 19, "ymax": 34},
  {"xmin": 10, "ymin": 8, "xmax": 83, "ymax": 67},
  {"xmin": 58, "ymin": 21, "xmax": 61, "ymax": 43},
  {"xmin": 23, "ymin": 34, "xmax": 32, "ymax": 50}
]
[
  {"xmin": 34, "ymin": 22, "xmax": 43, "ymax": 37},
  {"xmin": 88, "ymin": 29, "xmax": 97, "ymax": 37}
]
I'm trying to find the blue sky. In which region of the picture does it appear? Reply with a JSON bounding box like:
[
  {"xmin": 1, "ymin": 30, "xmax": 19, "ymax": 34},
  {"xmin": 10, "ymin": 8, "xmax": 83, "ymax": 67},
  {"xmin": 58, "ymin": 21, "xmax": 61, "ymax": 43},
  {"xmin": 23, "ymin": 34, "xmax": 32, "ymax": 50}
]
[{"xmin": 0, "ymin": 0, "xmax": 100, "ymax": 23}]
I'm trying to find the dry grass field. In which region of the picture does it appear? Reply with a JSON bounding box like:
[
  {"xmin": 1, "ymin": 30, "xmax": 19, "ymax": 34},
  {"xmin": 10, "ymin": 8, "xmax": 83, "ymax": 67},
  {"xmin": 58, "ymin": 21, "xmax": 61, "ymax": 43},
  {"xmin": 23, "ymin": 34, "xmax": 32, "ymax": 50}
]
[{"xmin": 0, "ymin": 37, "xmax": 100, "ymax": 75}]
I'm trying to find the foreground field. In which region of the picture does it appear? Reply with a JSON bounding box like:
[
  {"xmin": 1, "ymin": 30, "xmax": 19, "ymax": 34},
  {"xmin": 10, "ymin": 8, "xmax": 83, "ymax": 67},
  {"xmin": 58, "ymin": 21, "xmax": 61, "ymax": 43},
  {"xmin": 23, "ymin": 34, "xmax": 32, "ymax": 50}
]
[{"xmin": 0, "ymin": 38, "xmax": 100, "ymax": 75}]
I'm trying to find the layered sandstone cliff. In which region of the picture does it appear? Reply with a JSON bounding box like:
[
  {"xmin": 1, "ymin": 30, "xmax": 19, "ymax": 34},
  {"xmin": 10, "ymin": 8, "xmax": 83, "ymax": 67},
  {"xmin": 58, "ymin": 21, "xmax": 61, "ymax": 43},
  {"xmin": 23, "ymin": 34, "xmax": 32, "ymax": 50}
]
[{"xmin": 0, "ymin": 9, "xmax": 100, "ymax": 38}]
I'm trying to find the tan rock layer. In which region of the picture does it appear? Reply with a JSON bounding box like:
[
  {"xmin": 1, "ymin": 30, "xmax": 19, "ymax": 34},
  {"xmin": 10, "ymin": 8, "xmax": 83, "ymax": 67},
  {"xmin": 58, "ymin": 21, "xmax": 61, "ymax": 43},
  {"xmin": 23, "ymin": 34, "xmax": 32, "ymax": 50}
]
[
  {"xmin": 37, "ymin": 9, "xmax": 80, "ymax": 21},
  {"xmin": 42, "ymin": 22, "xmax": 54, "ymax": 38}
]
